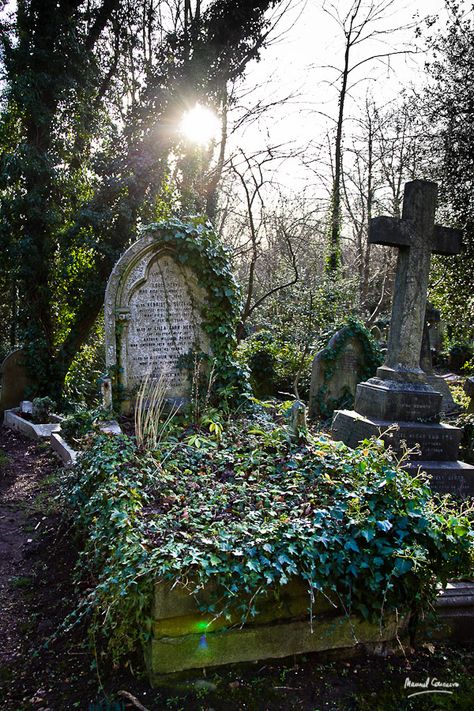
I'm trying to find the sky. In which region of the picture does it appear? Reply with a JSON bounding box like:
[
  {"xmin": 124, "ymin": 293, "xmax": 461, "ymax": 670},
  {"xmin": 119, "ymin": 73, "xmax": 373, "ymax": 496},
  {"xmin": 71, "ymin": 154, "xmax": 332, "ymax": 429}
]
[{"xmin": 226, "ymin": 0, "xmax": 450, "ymax": 193}]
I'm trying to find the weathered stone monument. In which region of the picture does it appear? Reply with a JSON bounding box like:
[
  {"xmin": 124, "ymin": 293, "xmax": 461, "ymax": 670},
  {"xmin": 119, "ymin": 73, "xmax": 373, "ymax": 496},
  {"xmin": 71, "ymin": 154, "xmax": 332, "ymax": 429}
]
[
  {"xmin": 309, "ymin": 324, "xmax": 381, "ymax": 419},
  {"xmin": 420, "ymin": 308, "xmax": 458, "ymax": 414},
  {"xmin": 426, "ymin": 302, "xmax": 443, "ymax": 356},
  {"xmin": 465, "ymin": 377, "xmax": 474, "ymax": 415},
  {"xmin": 105, "ymin": 229, "xmax": 211, "ymax": 412},
  {"xmin": 0, "ymin": 349, "xmax": 32, "ymax": 414},
  {"xmin": 332, "ymin": 180, "xmax": 474, "ymax": 496}
]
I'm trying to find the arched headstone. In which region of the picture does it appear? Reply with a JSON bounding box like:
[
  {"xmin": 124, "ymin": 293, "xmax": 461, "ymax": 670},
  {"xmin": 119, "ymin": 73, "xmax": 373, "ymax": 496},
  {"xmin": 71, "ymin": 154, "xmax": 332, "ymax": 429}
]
[
  {"xmin": 105, "ymin": 226, "xmax": 212, "ymax": 412},
  {"xmin": 309, "ymin": 324, "xmax": 381, "ymax": 419}
]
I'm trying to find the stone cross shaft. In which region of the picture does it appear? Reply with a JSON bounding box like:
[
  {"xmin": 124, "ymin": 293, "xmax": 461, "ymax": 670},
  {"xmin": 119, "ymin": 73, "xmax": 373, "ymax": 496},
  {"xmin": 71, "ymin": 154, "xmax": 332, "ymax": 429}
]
[{"xmin": 369, "ymin": 180, "xmax": 462, "ymax": 378}]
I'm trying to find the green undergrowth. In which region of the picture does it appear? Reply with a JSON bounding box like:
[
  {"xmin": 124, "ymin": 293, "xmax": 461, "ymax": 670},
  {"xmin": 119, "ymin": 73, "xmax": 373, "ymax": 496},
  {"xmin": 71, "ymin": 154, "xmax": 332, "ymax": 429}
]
[{"xmin": 58, "ymin": 409, "xmax": 473, "ymax": 666}]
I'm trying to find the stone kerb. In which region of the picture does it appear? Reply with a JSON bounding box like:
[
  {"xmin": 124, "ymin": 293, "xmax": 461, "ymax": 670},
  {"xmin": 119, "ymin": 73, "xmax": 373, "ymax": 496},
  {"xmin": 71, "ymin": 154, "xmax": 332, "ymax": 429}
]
[
  {"xmin": 145, "ymin": 578, "xmax": 409, "ymax": 679},
  {"xmin": 105, "ymin": 231, "xmax": 211, "ymax": 413}
]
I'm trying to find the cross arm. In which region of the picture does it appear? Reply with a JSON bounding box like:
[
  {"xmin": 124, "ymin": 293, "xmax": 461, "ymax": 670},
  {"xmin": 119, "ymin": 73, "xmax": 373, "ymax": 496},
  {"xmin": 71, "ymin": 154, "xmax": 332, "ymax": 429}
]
[
  {"xmin": 368, "ymin": 216, "xmax": 412, "ymax": 247},
  {"xmin": 369, "ymin": 216, "xmax": 463, "ymax": 255}
]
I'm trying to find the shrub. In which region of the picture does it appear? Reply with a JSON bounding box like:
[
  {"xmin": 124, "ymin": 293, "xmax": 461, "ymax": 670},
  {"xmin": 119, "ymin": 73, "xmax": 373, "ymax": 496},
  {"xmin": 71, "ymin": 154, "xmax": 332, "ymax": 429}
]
[{"xmin": 237, "ymin": 330, "xmax": 312, "ymax": 399}]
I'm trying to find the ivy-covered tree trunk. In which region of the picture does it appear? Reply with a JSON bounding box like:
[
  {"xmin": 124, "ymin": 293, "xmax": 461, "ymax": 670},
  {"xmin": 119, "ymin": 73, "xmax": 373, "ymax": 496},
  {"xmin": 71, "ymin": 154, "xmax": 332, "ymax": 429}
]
[{"xmin": 426, "ymin": 3, "xmax": 474, "ymax": 344}]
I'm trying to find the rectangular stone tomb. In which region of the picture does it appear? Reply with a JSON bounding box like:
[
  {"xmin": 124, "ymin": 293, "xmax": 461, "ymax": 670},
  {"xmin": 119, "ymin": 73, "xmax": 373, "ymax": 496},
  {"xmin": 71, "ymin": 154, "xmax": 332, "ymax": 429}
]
[{"xmin": 144, "ymin": 578, "xmax": 408, "ymax": 681}]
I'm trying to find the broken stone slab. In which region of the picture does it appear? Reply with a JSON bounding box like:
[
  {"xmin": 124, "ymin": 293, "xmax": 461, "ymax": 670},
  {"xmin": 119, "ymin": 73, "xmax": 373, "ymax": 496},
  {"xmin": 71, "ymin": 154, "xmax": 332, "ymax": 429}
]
[
  {"xmin": 3, "ymin": 409, "xmax": 61, "ymax": 440},
  {"xmin": 50, "ymin": 432, "xmax": 78, "ymax": 465}
]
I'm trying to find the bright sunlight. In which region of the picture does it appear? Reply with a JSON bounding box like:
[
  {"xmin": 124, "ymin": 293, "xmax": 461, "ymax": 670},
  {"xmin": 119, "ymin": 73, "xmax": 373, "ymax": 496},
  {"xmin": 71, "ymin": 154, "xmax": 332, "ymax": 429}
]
[{"xmin": 179, "ymin": 103, "xmax": 221, "ymax": 145}]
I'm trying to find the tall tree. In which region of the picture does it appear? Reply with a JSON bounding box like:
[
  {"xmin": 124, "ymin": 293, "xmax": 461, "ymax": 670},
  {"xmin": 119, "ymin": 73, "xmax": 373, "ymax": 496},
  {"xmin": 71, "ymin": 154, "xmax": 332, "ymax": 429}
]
[
  {"xmin": 0, "ymin": 0, "xmax": 283, "ymax": 398},
  {"xmin": 425, "ymin": 1, "xmax": 474, "ymax": 343},
  {"xmin": 320, "ymin": 0, "xmax": 413, "ymax": 274}
]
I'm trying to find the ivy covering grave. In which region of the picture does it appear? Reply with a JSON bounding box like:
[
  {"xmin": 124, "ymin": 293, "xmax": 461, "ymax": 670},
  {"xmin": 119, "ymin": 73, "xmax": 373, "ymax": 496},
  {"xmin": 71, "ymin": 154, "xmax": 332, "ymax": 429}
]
[{"xmin": 58, "ymin": 407, "xmax": 473, "ymax": 666}]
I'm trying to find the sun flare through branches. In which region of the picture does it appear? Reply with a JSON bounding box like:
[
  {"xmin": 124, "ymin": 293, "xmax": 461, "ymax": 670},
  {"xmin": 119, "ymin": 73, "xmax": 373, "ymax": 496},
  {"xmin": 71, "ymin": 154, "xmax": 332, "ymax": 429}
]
[{"xmin": 179, "ymin": 103, "xmax": 221, "ymax": 145}]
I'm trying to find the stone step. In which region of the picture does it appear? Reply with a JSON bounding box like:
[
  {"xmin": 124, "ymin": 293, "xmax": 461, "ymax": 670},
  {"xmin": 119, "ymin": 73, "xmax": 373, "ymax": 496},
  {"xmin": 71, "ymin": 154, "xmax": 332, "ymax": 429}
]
[
  {"xmin": 434, "ymin": 582, "xmax": 474, "ymax": 641},
  {"xmin": 408, "ymin": 460, "xmax": 474, "ymax": 497},
  {"xmin": 332, "ymin": 410, "xmax": 462, "ymax": 461}
]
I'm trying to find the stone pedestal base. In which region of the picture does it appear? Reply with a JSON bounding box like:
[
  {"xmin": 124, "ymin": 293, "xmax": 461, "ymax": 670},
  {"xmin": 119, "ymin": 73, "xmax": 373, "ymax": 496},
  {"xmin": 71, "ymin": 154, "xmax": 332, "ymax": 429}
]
[
  {"xmin": 331, "ymin": 409, "xmax": 474, "ymax": 497},
  {"xmin": 332, "ymin": 410, "xmax": 461, "ymax": 460},
  {"xmin": 354, "ymin": 377, "xmax": 441, "ymax": 422},
  {"xmin": 408, "ymin": 461, "xmax": 474, "ymax": 497}
]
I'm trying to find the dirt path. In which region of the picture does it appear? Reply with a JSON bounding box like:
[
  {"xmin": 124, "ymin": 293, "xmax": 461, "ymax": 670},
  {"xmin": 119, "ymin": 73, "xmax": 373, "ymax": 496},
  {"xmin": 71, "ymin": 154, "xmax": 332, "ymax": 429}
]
[
  {"xmin": 0, "ymin": 430, "xmax": 54, "ymax": 694},
  {"xmin": 0, "ymin": 427, "xmax": 95, "ymax": 710}
]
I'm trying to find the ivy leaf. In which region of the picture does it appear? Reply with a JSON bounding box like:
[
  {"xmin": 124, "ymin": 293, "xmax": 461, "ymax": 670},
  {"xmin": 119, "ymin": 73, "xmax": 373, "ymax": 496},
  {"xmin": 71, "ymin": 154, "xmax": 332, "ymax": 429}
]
[{"xmin": 394, "ymin": 558, "xmax": 413, "ymax": 575}]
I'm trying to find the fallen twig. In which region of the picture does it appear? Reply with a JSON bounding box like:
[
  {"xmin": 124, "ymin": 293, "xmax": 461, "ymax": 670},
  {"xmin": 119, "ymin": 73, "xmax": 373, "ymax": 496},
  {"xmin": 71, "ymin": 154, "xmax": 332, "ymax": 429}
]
[{"xmin": 117, "ymin": 690, "xmax": 150, "ymax": 711}]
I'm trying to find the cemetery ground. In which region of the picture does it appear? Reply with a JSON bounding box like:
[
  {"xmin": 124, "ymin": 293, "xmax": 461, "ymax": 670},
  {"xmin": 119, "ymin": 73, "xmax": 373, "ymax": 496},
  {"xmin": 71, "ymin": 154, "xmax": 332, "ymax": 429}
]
[{"xmin": 0, "ymin": 422, "xmax": 473, "ymax": 711}]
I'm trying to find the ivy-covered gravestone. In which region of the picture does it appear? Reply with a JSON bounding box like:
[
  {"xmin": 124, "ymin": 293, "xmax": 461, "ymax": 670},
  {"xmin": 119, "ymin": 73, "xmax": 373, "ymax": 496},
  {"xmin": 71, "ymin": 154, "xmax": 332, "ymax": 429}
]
[
  {"xmin": 308, "ymin": 321, "xmax": 382, "ymax": 420},
  {"xmin": 105, "ymin": 218, "xmax": 243, "ymax": 412}
]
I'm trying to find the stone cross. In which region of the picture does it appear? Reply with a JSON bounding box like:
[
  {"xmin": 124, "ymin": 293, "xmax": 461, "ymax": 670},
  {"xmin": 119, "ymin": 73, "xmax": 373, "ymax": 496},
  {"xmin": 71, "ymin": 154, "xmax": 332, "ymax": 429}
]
[{"xmin": 369, "ymin": 180, "xmax": 462, "ymax": 381}]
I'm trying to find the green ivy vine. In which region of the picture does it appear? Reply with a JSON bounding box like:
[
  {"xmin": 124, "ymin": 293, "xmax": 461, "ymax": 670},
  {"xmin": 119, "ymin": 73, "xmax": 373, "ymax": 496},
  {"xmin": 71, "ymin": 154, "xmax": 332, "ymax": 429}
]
[{"xmin": 121, "ymin": 216, "xmax": 250, "ymax": 404}]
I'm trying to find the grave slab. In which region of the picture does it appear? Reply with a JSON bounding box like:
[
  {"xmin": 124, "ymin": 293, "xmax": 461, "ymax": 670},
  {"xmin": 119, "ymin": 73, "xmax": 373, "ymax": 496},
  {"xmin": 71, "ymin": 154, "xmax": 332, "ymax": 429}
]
[
  {"xmin": 50, "ymin": 432, "xmax": 78, "ymax": 465},
  {"xmin": 4, "ymin": 409, "xmax": 61, "ymax": 440}
]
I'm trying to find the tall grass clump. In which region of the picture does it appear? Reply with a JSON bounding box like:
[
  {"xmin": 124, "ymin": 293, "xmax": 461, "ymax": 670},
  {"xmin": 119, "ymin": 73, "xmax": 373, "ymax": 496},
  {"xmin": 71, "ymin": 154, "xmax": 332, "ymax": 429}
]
[{"xmin": 134, "ymin": 370, "xmax": 179, "ymax": 450}]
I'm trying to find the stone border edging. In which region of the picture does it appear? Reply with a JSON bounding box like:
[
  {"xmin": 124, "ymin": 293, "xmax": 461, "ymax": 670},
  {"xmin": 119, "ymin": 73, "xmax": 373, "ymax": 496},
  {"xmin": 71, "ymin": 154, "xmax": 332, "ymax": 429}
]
[{"xmin": 4, "ymin": 408, "xmax": 61, "ymax": 440}]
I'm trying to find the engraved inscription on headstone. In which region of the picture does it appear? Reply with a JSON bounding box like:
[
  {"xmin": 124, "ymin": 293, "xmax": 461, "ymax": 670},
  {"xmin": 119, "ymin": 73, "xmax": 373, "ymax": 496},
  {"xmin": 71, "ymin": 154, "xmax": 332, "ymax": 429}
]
[
  {"xmin": 105, "ymin": 234, "xmax": 211, "ymax": 411},
  {"xmin": 124, "ymin": 256, "xmax": 208, "ymax": 394}
]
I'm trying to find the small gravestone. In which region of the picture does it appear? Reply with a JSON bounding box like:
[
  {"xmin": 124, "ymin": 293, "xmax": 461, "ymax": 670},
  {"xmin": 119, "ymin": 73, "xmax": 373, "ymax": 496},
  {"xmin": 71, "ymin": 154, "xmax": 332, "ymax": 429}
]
[
  {"xmin": 105, "ymin": 225, "xmax": 212, "ymax": 412},
  {"xmin": 421, "ymin": 309, "xmax": 458, "ymax": 414},
  {"xmin": 0, "ymin": 350, "xmax": 32, "ymax": 414},
  {"xmin": 288, "ymin": 400, "xmax": 307, "ymax": 439},
  {"xmin": 465, "ymin": 377, "xmax": 474, "ymax": 414},
  {"xmin": 309, "ymin": 326, "xmax": 381, "ymax": 419}
]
